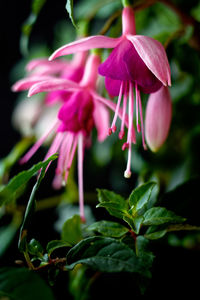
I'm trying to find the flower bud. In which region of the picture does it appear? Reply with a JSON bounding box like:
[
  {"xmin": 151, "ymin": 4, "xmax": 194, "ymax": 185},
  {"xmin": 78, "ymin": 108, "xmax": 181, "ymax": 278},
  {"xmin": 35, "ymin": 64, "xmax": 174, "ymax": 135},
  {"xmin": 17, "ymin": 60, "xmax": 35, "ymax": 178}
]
[{"xmin": 145, "ymin": 86, "xmax": 172, "ymax": 152}]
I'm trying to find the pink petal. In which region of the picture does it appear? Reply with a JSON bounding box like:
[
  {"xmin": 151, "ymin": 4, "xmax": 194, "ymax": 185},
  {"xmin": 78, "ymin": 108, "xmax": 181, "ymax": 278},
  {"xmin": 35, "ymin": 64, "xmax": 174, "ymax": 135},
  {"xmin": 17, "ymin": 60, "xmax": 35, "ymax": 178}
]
[
  {"xmin": 105, "ymin": 77, "xmax": 121, "ymax": 97},
  {"xmin": 98, "ymin": 39, "xmax": 132, "ymax": 81},
  {"xmin": 57, "ymin": 90, "xmax": 94, "ymax": 136},
  {"xmin": 11, "ymin": 76, "xmax": 53, "ymax": 92},
  {"xmin": 93, "ymin": 101, "xmax": 110, "ymax": 142},
  {"xmin": 145, "ymin": 86, "xmax": 172, "ymax": 152},
  {"xmin": 126, "ymin": 35, "xmax": 171, "ymax": 86},
  {"xmin": 26, "ymin": 58, "xmax": 69, "ymax": 72},
  {"xmin": 26, "ymin": 59, "xmax": 71, "ymax": 76},
  {"xmin": 49, "ymin": 36, "xmax": 122, "ymax": 60},
  {"xmin": 28, "ymin": 78, "xmax": 80, "ymax": 97}
]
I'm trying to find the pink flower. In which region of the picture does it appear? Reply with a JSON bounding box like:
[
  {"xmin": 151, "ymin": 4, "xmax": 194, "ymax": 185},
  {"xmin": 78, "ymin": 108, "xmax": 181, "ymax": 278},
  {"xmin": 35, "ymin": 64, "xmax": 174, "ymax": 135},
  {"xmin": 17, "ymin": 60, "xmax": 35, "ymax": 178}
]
[
  {"xmin": 19, "ymin": 54, "xmax": 112, "ymax": 221},
  {"xmin": 12, "ymin": 51, "xmax": 87, "ymax": 106},
  {"xmin": 145, "ymin": 86, "xmax": 172, "ymax": 152},
  {"xmin": 12, "ymin": 51, "xmax": 87, "ymax": 154},
  {"xmin": 49, "ymin": 6, "xmax": 171, "ymax": 178}
]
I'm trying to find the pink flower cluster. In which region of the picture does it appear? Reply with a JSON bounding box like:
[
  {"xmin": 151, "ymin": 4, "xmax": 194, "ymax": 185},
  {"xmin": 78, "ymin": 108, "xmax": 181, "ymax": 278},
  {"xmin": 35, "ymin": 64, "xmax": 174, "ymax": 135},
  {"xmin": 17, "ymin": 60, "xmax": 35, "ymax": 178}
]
[{"xmin": 12, "ymin": 6, "xmax": 172, "ymax": 221}]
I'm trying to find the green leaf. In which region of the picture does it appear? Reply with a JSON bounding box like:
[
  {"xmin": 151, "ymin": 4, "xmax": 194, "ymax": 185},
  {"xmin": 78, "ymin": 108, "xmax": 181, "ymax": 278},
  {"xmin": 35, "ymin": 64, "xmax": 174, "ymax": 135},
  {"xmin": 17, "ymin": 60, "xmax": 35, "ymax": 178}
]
[
  {"xmin": 123, "ymin": 215, "xmax": 143, "ymax": 234},
  {"xmin": 0, "ymin": 267, "xmax": 55, "ymax": 300},
  {"xmin": 144, "ymin": 225, "xmax": 168, "ymax": 240},
  {"xmin": 96, "ymin": 189, "xmax": 128, "ymax": 219},
  {"xmin": 87, "ymin": 220, "xmax": 129, "ymax": 237},
  {"xmin": 145, "ymin": 230, "xmax": 167, "ymax": 240},
  {"xmin": 129, "ymin": 182, "xmax": 156, "ymax": 216},
  {"xmin": 66, "ymin": 236, "xmax": 145, "ymax": 274},
  {"xmin": 65, "ymin": 0, "xmax": 77, "ymax": 29},
  {"xmin": 18, "ymin": 155, "xmax": 57, "ymax": 251},
  {"xmin": 46, "ymin": 240, "xmax": 71, "ymax": 255},
  {"xmin": 0, "ymin": 154, "xmax": 57, "ymax": 206},
  {"xmin": 62, "ymin": 215, "xmax": 83, "ymax": 246},
  {"xmin": 28, "ymin": 239, "xmax": 43, "ymax": 257},
  {"xmin": 143, "ymin": 207, "xmax": 186, "ymax": 226}
]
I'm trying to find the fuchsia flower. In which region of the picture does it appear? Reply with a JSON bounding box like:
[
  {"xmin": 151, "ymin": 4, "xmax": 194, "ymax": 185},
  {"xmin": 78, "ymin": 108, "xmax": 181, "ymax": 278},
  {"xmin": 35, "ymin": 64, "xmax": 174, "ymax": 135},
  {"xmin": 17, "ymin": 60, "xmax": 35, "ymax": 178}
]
[
  {"xmin": 145, "ymin": 86, "xmax": 172, "ymax": 152},
  {"xmin": 12, "ymin": 51, "xmax": 87, "ymax": 106},
  {"xmin": 15, "ymin": 54, "xmax": 113, "ymax": 221},
  {"xmin": 49, "ymin": 6, "xmax": 171, "ymax": 178}
]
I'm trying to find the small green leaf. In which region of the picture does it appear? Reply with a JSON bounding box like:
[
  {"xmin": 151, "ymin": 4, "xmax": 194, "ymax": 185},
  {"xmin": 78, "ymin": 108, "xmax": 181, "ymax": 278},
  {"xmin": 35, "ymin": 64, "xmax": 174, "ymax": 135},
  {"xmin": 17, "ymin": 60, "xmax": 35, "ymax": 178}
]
[
  {"xmin": 145, "ymin": 230, "xmax": 167, "ymax": 240},
  {"xmin": 143, "ymin": 207, "xmax": 186, "ymax": 226},
  {"xmin": 0, "ymin": 267, "xmax": 55, "ymax": 300},
  {"xmin": 0, "ymin": 154, "xmax": 57, "ymax": 206},
  {"xmin": 129, "ymin": 182, "xmax": 156, "ymax": 216},
  {"xmin": 28, "ymin": 239, "xmax": 43, "ymax": 257},
  {"xmin": 62, "ymin": 215, "xmax": 83, "ymax": 245},
  {"xmin": 87, "ymin": 220, "xmax": 129, "ymax": 237},
  {"xmin": 66, "ymin": 236, "xmax": 145, "ymax": 274},
  {"xmin": 65, "ymin": 0, "xmax": 77, "ymax": 28},
  {"xmin": 123, "ymin": 215, "xmax": 143, "ymax": 234},
  {"xmin": 46, "ymin": 240, "xmax": 71, "ymax": 255},
  {"xmin": 97, "ymin": 189, "xmax": 128, "ymax": 219}
]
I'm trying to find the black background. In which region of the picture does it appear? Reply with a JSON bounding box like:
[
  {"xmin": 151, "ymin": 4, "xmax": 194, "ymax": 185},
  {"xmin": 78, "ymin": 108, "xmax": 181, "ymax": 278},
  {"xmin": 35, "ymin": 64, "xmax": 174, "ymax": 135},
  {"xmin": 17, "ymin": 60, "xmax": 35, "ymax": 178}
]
[{"xmin": 0, "ymin": 1, "xmax": 199, "ymax": 299}]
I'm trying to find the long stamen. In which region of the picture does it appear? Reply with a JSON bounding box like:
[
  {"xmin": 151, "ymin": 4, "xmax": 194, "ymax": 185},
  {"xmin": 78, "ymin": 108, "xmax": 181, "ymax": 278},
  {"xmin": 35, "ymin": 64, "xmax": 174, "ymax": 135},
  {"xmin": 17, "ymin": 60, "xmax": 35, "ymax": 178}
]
[
  {"xmin": 138, "ymin": 91, "xmax": 147, "ymax": 150},
  {"xmin": 64, "ymin": 134, "xmax": 78, "ymax": 182},
  {"xmin": 92, "ymin": 92, "xmax": 136, "ymax": 143},
  {"xmin": 56, "ymin": 132, "xmax": 69, "ymax": 175},
  {"xmin": 109, "ymin": 82, "xmax": 123, "ymax": 134},
  {"xmin": 51, "ymin": 133, "xmax": 67, "ymax": 190},
  {"xmin": 119, "ymin": 82, "xmax": 128, "ymax": 139},
  {"xmin": 63, "ymin": 133, "xmax": 74, "ymax": 173},
  {"xmin": 135, "ymin": 84, "xmax": 141, "ymax": 133},
  {"xmin": 78, "ymin": 133, "xmax": 85, "ymax": 222},
  {"xmin": 124, "ymin": 82, "xmax": 134, "ymax": 178},
  {"xmin": 20, "ymin": 120, "xmax": 59, "ymax": 164}
]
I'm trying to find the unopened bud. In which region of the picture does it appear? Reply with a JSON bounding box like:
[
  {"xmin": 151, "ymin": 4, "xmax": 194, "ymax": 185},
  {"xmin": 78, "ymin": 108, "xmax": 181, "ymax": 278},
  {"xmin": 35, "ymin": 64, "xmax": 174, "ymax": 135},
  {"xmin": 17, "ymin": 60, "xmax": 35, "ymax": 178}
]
[{"xmin": 145, "ymin": 86, "xmax": 172, "ymax": 152}]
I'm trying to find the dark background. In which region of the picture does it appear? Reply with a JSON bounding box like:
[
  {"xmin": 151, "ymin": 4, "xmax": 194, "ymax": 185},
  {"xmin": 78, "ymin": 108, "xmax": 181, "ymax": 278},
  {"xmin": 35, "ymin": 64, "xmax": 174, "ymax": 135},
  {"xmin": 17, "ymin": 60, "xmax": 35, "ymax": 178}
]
[{"xmin": 0, "ymin": 1, "xmax": 199, "ymax": 299}]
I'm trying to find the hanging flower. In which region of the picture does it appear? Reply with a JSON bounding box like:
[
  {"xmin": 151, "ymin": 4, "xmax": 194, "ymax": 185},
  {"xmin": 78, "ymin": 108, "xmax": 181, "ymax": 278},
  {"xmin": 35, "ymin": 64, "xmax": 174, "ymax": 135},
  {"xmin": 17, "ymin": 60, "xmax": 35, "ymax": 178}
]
[
  {"xmin": 18, "ymin": 54, "xmax": 112, "ymax": 221},
  {"xmin": 145, "ymin": 86, "xmax": 172, "ymax": 152},
  {"xmin": 12, "ymin": 52, "xmax": 87, "ymax": 147},
  {"xmin": 48, "ymin": 6, "xmax": 171, "ymax": 178}
]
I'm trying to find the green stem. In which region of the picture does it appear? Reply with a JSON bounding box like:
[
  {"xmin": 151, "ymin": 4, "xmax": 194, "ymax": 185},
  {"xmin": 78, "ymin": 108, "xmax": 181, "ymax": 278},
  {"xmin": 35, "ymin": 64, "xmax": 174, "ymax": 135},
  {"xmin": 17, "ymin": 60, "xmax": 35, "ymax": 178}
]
[
  {"xmin": 122, "ymin": 0, "xmax": 132, "ymax": 7},
  {"xmin": 23, "ymin": 251, "xmax": 35, "ymax": 270}
]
